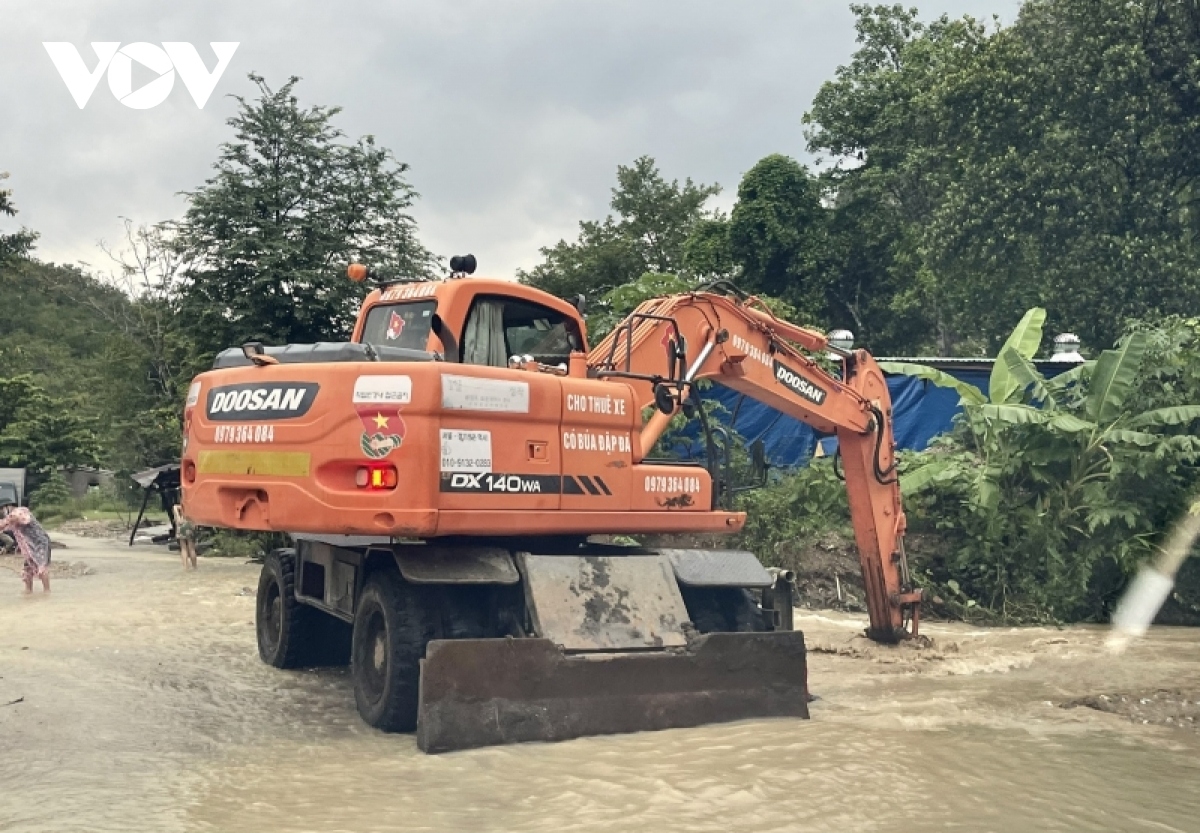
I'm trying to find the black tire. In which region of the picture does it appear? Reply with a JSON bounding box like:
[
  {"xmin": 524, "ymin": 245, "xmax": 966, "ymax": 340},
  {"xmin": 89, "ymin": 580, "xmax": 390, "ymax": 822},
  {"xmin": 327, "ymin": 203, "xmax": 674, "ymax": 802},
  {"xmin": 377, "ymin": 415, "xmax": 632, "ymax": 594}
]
[
  {"xmin": 352, "ymin": 569, "xmax": 436, "ymax": 732},
  {"xmin": 257, "ymin": 549, "xmax": 317, "ymax": 668},
  {"xmin": 681, "ymin": 586, "xmax": 769, "ymax": 634}
]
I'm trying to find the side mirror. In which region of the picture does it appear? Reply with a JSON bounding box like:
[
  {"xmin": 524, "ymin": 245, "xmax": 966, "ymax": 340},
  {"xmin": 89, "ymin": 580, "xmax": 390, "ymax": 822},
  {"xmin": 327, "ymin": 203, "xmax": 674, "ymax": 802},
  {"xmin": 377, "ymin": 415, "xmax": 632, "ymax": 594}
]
[
  {"xmin": 653, "ymin": 383, "xmax": 676, "ymax": 415},
  {"xmin": 571, "ymin": 294, "xmax": 587, "ymax": 315}
]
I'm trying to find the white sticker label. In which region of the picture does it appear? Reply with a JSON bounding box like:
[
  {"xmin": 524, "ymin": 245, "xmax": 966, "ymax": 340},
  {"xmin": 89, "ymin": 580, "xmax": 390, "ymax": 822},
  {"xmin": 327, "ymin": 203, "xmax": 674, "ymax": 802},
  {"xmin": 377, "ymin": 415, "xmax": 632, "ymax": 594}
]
[
  {"xmin": 186, "ymin": 381, "xmax": 202, "ymax": 408},
  {"xmin": 442, "ymin": 375, "xmax": 530, "ymax": 413},
  {"xmin": 353, "ymin": 375, "xmax": 413, "ymax": 404},
  {"xmin": 440, "ymin": 429, "xmax": 492, "ymax": 472}
]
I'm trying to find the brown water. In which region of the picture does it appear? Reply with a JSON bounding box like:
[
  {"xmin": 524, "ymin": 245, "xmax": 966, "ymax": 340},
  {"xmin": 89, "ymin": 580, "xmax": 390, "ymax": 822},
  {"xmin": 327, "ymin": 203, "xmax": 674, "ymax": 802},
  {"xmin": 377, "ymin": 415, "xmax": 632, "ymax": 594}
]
[{"xmin": 3, "ymin": 535, "xmax": 1199, "ymax": 833}]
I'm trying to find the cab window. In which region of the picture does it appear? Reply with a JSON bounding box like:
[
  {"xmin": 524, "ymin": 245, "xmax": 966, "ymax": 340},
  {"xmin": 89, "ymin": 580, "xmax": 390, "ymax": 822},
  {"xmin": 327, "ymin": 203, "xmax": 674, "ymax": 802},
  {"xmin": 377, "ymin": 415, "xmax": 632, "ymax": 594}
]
[
  {"xmin": 461, "ymin": 296, "xmax": 582, "ymax": 368},
  {"xmin": 360, "ymin": 301, "xmax": 437, "ymax": 351}
]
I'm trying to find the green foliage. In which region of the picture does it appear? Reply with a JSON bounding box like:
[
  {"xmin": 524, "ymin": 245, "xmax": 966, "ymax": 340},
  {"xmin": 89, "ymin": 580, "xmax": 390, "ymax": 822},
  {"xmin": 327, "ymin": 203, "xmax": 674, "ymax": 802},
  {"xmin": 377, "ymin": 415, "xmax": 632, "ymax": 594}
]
[
  {"xmin": 733, "ymin": 460, "xmax": 850, "ymax": 564},
  {"xmin": 31, "ymin": 480, "xmax": 144, "ymax": 527},
  {"xmin": 0, "ymin": 172, "xmax": 37, "ymax": 264},
  {"xmin": 728, "ymin": 155, "xmax": 825, "ymax": 320},
  {"xmin": 682, "ymin": 218, "xmax": 736, "ymax": 281},
  {"xmin": 716, "ymin": 151, "xmax": 931, "ymax": 352},
  {"xmin": 587, "ymin": 272, "xmax": 695, "ymax": 343},
  {"xmin": 1123, "ymin": 317, "xmax": 1200, "ymax": 411},
  {"xmin": 175, "ymin": 74, "xmax": 434, "ymax": 357},
  {"xmin": 0, "ymin": 260, "xmax": 128, "ymax": 400},
  {"xmin": 805, "ymin": 1, "xmax": 1200, "ymax": 354},
  {"xmin": 0, "ymin": 246, "xmax": 194, "ymax": 471},
  {"xmin": 891, "ymin": 310, "xmax": 1200, "ymax": 621},
  {"xmin": 519, "ymin": 156, "xmax": 721, "ymax": 302},
  {"xmin": 0, "ymin": 375, "xmax": 100, "ymax": 475},
  {"xmin": 804, "ymin": 4, "xmax": 989, "ymax": 354},
  {"xmin": 29, "ymin": 473, "xmax": 70, "ymax": 511},
  {"xmin": 989, "ymin": 308, "xmax": 1046, "ymax": 404},
  {"xmin": 207, "ymin": 529, "xmax": 290, "ymax": 559}
]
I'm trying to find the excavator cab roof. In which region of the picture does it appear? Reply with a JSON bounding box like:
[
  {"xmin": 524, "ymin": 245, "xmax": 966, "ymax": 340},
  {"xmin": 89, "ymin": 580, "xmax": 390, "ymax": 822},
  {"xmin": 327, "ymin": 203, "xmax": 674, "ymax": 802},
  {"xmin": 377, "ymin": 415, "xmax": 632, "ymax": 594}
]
[{"xmin": 349, "ymin": 263, "xmax": 589, "ymax": 365}]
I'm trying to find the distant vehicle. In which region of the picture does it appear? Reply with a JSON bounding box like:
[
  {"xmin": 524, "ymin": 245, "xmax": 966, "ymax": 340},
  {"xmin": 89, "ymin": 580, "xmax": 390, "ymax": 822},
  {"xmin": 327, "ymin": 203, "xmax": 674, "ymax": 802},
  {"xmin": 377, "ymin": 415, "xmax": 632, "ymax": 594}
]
[
  {"xmin": 0, "ymin": 468, "xmax": 27, "ymax": 506},
  {"xmin": 0, "ymin": 470, "xmax": 21, "ymax": 555}
]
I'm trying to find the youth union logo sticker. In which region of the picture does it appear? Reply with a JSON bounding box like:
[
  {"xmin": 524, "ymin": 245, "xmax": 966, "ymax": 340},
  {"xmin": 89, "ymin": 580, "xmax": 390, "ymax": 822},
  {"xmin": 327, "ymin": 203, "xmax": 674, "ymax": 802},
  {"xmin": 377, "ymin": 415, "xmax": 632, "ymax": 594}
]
[{"xmin": 43, "ymin": 42, "xmax": 239, "ymax": 109}]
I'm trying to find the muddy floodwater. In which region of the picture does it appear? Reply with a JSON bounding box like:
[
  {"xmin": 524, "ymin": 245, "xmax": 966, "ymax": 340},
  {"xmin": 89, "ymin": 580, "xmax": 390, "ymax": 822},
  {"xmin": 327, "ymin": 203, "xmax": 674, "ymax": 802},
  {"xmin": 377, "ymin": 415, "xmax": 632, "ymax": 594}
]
[{"xmin": 3, "ymin": 535, "xmax": 1200, "ymax": 833}]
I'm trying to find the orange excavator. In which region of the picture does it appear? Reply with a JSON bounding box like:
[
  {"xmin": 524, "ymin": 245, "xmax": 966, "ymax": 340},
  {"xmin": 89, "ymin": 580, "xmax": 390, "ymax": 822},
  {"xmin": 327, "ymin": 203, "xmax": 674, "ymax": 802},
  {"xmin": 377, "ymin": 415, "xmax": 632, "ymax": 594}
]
[{"xmin": 181, "ymin": 255, "xmax": 920, "ymax": 752}]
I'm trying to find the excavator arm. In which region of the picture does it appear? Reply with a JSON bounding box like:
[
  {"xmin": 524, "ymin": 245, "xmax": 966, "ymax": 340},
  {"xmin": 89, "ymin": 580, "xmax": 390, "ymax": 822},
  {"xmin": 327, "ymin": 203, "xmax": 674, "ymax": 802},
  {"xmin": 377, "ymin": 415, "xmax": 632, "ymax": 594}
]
[{"xmin": 590, "ymin": 286, "xmax": 921, "ymax": 642}]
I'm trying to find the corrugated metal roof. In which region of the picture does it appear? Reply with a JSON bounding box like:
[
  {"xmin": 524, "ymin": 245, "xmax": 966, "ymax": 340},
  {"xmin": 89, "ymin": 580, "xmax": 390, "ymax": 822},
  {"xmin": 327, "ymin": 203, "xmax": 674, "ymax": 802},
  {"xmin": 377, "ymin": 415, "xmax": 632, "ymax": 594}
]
[{"xmin": 879, "ymin": 357, "xmax": 1079, "ymax": 371}]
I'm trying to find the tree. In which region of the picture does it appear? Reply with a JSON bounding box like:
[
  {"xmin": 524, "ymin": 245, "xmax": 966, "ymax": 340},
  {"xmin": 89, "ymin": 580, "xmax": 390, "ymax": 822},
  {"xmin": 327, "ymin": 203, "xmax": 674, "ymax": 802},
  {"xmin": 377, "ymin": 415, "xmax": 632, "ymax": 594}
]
[
  {"xmin": 727, "ymin": 154, "xmax": 827, "ymax": 322},
  {"xmin": 805, "ymin": 5, "xmax": 989, "ymax": 354},
  {"xmin": 887, "ymin": 309, "xmax": 1200, "ymax": 620},
  {"xmin": 0, "ymin": 375, "xmax": 100, "ymax": 475},
  {"xmin": 174, "ymin": 74, "xmax": 435, "ymax": 357},
  {"xmin": 0, "ymin": 172, "xmax": 37, "ymax": 264},
  {"xmin": 710, "ymin": 152, "xmax": 930, "ymax": 351},
  {"xmin": 586, "ymin": 272, "xmax": 695, "ymax": 342},
  {"xmin": 926, "ymin": 0, "xmax": 1200, "ymax": 353},
  {"xmin": 805, "ymin": 1, "xmax": 1200, "ymax": 355},
  {"xmin": 681, "ymin": 218, "xmax": 736, "ymax": 281},
  {"xmin": 93, "ymin": 221, "xmax": 205, "ymax": 466},
  {"xmin": 99, "ymin": 220, "xmax": 194, "ymax": 404},
  {"xmin": 519, "ymin": 156, "xmax": 721, "ymax": 300}
]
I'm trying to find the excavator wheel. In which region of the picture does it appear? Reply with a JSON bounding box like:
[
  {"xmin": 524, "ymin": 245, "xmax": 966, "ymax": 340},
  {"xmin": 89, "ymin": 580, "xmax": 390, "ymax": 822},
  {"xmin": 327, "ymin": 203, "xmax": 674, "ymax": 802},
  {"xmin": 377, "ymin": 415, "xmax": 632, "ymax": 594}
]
[
  {"xmin": 256, "ymin": 549, "xmax": 351, "ymax": 668},
  {"xmin": 680, "ymin": 586, "xmax": 769, "ymax": 634},
  {"xmin": 257, "ymin": 549, "xmax": 320, "ymax": 668},
  {"xmin": 352, "ymin": 568, "xmax": 437, "ymax": 732}
]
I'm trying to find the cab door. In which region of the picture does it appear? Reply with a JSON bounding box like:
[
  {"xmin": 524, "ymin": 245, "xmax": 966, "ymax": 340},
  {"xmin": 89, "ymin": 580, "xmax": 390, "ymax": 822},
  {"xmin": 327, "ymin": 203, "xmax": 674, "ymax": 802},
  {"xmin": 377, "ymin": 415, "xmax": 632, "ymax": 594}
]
[{"xmin": 436, "ymin": 294, "xmax": 581, "ymax": 514}]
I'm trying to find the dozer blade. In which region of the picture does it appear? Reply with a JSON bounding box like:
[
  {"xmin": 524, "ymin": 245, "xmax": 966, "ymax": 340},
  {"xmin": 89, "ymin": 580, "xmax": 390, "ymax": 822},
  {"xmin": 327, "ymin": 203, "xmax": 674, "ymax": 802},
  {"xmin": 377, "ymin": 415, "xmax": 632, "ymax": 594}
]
[{"xmin": 416, "ymin": 631, "xmax": 809, "ymax": 753}]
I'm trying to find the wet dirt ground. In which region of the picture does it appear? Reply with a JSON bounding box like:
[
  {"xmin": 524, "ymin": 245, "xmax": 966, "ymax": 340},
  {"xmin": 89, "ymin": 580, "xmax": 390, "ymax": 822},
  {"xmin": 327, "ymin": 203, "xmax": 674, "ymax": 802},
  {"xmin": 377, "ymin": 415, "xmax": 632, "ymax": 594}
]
[{"xmin": 2, "ymin": 534, "xmax": 1199, "ymax": 833}]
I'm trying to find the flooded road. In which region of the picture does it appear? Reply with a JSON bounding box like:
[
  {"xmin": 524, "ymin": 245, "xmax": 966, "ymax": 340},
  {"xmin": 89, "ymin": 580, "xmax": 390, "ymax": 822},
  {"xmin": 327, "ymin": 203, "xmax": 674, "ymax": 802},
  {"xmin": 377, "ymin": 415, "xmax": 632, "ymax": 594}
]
[{"xmin": 2, "ymin": 535, "xmax": 1199, "ymax": 833}]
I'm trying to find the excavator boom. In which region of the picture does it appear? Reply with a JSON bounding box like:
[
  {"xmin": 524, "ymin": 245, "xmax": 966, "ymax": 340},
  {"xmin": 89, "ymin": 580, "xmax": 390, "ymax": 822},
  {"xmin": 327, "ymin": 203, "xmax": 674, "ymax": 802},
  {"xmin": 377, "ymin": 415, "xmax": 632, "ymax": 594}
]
[{"xmin": 590, "ymin": 287, "xmax": 919, "ymax": 641}]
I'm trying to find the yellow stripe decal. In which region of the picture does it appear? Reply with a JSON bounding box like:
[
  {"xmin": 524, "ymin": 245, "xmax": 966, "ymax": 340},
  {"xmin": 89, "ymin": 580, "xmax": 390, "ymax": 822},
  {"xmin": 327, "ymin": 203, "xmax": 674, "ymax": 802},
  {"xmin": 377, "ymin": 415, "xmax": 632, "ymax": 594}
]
[{"xmin": 196, "ymin": 450, "xmax": 311, "ymax": 477}]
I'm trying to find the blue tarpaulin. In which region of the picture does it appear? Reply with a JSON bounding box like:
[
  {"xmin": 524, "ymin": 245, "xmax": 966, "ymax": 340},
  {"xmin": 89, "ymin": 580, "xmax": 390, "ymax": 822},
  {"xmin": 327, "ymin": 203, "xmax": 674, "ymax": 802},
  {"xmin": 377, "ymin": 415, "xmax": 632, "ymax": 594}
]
[{"xmin": 676, "ymin": 367, "xmax": 1001, "ymax": 468}]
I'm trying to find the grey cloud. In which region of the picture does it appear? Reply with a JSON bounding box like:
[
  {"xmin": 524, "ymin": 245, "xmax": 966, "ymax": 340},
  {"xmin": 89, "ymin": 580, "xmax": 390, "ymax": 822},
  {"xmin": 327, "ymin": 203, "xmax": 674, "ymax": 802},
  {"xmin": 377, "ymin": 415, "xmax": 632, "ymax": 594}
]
[{"xmin": 1, "ymin": 0, "xmax": 1019, "ymax": 278}]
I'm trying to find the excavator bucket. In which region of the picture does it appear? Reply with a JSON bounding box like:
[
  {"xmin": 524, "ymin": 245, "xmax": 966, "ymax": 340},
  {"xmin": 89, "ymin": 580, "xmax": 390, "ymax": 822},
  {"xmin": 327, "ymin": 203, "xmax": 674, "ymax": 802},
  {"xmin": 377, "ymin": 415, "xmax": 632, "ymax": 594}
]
[
  {"xmin": 415, "ymin": 550, "xmax": 808, "ymax": 753},
  {"xmin": 416, "ymin": 631, "xmax": 810, "ymax": 753}
]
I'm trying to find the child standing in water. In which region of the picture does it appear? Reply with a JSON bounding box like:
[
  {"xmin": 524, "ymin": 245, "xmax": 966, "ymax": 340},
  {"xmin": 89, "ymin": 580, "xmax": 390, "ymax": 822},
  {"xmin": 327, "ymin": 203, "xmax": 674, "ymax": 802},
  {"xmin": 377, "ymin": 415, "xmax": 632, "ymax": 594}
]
[{"xmin": 0, "ymin": 498, "xmax": 51, "ymax": 594}]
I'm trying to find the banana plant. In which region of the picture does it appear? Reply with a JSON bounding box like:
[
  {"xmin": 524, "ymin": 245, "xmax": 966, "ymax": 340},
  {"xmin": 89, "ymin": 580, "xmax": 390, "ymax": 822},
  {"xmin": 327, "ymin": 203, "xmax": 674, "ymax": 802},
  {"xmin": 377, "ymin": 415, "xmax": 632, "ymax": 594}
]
[{"xmin": 882, "ymin": 309, "xmax": 1200, "ymax": 511}]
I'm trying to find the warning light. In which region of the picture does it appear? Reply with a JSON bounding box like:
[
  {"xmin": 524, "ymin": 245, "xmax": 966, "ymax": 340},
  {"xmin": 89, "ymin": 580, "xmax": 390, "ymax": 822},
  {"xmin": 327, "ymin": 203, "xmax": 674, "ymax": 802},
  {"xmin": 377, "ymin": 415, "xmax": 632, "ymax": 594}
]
[
  {"xmin": 347, "ymin": 263, "xmax": 369, "ymax": 283},
  {"xmin": 355, "ymin": 463, "xmax": 398, "ymax": 490}
]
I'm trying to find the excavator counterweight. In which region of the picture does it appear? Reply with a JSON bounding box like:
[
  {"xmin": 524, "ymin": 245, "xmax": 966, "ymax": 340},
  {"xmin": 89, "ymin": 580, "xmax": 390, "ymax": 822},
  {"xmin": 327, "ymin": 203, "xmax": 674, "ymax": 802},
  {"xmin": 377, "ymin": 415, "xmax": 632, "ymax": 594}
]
[{"xmin": 181, "ymin": 263, "xmax": 918, "ymax": 751}]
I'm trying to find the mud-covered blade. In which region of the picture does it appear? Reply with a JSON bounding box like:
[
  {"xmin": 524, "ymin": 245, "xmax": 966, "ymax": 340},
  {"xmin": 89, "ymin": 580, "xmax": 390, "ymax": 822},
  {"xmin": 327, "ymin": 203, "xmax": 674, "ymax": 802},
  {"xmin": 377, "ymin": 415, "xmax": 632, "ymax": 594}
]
[{"xmin": 416, "ymin": 631, "xmax": 809, "ymax": 753}]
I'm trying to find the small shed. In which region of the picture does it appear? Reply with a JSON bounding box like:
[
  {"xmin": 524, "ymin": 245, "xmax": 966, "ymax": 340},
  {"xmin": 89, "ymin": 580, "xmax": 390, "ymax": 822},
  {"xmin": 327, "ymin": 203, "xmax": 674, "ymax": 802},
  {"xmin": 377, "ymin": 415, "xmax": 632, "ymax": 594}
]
[
  {"xmin": 129, "ymin": 464, "xmax": 181, "ymax": 546},
  {"xmin": 65, "ymin": 467, "xmax": 115, "ymax": 499}
]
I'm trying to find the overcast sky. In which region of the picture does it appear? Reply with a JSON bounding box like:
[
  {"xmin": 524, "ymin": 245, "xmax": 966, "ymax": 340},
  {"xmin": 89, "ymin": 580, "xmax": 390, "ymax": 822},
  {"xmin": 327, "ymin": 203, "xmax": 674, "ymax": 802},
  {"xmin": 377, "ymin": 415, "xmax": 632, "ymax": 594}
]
[{"xmin": 2, "ymin": 0, "xmax": 1019, "ymax": 280}]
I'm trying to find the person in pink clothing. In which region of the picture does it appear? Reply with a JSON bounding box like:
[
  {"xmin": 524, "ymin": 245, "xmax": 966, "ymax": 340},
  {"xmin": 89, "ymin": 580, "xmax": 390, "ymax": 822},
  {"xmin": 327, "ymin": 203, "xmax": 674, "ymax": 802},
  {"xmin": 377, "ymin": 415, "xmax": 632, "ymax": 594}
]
[{"xmin": 0, "ymin": 497, "xmax": 51, "ymax": 594}]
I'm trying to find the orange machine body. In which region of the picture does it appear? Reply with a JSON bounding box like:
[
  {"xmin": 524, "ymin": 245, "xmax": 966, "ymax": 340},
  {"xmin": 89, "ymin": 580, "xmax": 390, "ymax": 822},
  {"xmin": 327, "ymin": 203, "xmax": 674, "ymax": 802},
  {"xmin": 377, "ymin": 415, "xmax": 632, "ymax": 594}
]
[
  {"xmin": 184, "ymin": 279, "xmax": 734, "ymax": 538},
  {"xmin": 182, "ymin": 275, "xmax": 918, "ymax": 640}
]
